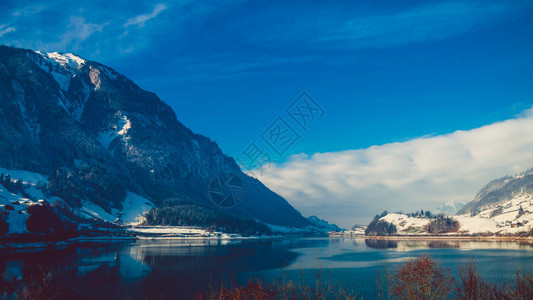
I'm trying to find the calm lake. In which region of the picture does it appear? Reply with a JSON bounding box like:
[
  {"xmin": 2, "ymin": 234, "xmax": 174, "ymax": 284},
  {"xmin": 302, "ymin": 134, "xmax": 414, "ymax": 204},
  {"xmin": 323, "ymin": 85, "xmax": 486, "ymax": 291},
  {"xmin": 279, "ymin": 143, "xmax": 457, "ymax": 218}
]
[{"xmin": 2, "ymin": 238, "xmax": 533, "ymax": 299}]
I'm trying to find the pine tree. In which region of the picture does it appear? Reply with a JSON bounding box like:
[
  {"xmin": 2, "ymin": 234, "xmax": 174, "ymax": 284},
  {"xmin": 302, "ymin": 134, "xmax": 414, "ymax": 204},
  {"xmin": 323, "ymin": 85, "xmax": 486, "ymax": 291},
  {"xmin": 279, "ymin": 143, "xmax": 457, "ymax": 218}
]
[
  {"xmin": 15, "ymin": 179, "xmax": 23, "ymax": 192},
  {"xmin": 4, "ymin": 174, "xmax": 11, "ymax": 188}
]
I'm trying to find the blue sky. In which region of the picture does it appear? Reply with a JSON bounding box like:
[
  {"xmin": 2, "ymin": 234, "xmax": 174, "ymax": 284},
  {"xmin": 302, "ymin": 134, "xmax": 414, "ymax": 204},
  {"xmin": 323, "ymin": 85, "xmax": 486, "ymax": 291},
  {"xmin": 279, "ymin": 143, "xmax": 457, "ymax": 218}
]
[{"xmin": 2, "ymin": 0, "xmax": 533, "ymax": 226}]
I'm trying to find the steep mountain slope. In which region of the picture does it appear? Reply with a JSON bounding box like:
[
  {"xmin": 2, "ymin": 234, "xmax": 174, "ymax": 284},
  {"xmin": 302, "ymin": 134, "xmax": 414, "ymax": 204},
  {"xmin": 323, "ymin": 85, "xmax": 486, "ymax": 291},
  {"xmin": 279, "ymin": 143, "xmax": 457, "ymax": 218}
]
[
  {"xmin": 0, "ymin": 45, "xmax": 309, "ymax": 228},
  {"xmin": 457, "ymin": 168, "xmax": 533, "ymax": 216}
]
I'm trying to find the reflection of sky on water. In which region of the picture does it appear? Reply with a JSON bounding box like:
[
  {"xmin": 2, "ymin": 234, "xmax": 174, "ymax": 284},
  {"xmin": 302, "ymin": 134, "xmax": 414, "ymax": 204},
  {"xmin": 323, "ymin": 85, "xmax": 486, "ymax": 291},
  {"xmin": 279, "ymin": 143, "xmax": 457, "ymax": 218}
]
[
  {"xmin": 119, "ymin": 254, "xmax": 150, "ymax": 278},
  {"xmin": 282, "ymin": 238, "xmax": 533, "ymax": 270}
]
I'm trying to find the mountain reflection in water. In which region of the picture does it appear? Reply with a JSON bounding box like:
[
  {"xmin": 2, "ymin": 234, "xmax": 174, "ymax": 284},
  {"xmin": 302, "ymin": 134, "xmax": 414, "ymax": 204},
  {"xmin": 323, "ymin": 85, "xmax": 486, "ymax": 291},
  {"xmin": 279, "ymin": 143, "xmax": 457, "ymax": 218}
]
[{"xmin": 2, "ymin": 238, "xmax": 533, "ymax": 299}]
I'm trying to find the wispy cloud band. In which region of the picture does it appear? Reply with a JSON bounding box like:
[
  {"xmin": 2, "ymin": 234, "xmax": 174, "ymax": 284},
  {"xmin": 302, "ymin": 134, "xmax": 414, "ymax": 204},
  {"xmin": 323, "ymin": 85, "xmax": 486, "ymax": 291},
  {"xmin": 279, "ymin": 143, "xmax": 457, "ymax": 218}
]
[
  {"xmin": 256, "ymin": 108, "xmax": 533, "ymax": 228},
  {"xmin": 0, "ymin": 25, "xmax": 16, "ymax": 37},
  {"xmin": 125, "ymin": 3, "xmax": 168, "ymax": 27}
]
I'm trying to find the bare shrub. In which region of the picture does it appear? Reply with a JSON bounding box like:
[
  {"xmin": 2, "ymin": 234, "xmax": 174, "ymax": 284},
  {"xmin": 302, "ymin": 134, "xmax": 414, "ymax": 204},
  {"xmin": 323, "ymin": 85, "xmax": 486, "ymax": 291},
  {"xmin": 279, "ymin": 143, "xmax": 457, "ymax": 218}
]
[{"xmin": 389, "ymin": 255, "xmax": 454, "ymax": 299}]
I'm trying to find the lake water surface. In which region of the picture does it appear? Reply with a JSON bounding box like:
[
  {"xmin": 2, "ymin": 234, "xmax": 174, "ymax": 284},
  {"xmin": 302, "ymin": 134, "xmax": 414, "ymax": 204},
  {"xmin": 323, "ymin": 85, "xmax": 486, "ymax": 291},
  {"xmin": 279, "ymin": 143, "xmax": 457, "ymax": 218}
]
[{"xmin": 2, "ymin": 238, "xmax": 533, "ymax": 299}]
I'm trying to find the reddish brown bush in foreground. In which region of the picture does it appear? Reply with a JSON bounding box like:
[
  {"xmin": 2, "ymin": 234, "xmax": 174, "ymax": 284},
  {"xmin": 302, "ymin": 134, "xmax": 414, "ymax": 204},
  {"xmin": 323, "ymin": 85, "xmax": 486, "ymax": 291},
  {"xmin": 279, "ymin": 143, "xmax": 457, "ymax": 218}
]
[
  {"xmin": 193, "ymin": 278, "xmax": 273, "ymax": 300},
  {"xmin": 389, "ymin": 255, "xmax": 454, "ymax": 300},
  {"xmin": 506, "ymin": 269, "xmax": 533, "ymax": 300},
  {"xmin": 455, "ymin": 258, "xmax": 501, "ymax": 300}
]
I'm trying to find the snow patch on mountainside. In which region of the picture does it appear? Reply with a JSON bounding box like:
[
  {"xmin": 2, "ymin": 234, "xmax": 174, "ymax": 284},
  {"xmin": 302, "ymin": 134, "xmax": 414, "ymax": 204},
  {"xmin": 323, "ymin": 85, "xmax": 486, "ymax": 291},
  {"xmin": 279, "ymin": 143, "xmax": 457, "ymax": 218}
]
[
  {"xmin": 97, "ymin": 131, "xmax": 118, "ymax": 150},
  {"xmin": 121, "ymin": 192, "xmax": 155, "ymax": 225},
  {"xmin": 97, "ymin": 115, "xmax": 132, "ymax": 150},
  {"xmin": 75, "ymin": 193, "xmax": 153, "ymax": 225},
  {"xmin": 78, "ymin": 200, "xmax": 118, "ymax": 223},
  {"xmin": 117, "ymin": 115, "xmax": 131, "ymax": 136}
]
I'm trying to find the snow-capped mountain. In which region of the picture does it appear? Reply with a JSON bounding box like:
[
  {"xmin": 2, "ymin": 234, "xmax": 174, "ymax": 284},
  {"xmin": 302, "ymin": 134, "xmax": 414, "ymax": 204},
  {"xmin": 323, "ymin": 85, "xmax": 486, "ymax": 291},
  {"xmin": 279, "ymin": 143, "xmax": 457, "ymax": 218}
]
[
  {"xmin": 0, "ymin": 45, "xmax": 309, "ymax": 231},
  {"xmin": 434, "ymin": 200, "xmax": 467, "ymax": 215}
]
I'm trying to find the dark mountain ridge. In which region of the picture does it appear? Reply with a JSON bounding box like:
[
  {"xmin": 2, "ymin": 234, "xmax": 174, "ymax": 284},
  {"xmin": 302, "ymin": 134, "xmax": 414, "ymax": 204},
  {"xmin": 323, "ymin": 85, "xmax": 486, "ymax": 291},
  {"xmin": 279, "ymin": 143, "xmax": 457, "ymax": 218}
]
[{"xmin": 0, "ymin": 45, "xmax": 309, "ymax": 228}]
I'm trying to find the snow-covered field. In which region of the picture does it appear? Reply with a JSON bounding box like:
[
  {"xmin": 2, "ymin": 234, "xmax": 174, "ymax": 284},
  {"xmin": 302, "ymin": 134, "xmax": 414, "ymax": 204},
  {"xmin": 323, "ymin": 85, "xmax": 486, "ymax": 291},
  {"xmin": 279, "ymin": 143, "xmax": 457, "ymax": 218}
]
[
  {"xmin": 378, "ymin": 193, "xmax": 533, "ymax": 236},
  {"xmin": 128, "ymin": 226, "xmax": 268, "ymax": 239},
  {"xmin": 381, "ymin": 213, "xmax": 430, "ymax": 234}
]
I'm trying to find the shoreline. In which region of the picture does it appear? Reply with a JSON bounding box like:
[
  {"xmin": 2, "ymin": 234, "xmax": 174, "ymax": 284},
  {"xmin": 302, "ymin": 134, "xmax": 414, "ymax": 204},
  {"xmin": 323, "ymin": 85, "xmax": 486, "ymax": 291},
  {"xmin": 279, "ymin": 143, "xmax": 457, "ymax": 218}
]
[
  {"xmin": 0, "ymin": 227, "xmax": 296, "ymax": 250},
  {"xmin": 0, "ymin": 236, "xmax": 275, "ymax": 251},
  {"xmin": 361, "ymin": 235, "xmax": 533, "ymax": 241},
  {"xmin": 4, "ymin": 231, "xmax": 533, "ymax": 251}
]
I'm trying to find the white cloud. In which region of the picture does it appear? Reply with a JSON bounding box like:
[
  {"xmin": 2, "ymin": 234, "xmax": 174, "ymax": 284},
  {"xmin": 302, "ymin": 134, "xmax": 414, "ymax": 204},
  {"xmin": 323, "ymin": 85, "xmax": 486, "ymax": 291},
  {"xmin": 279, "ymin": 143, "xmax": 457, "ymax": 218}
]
[
  {"xmin": 125, "ymin": 3, "xmax": 168, "ymax": 27},
  {"xmin": 0, "ymin": 25, "xmax": 16, "ymax": 37},
  {"xmin": 36, "ymin": 17, "xmax": 106, "ymax": 52},
  {"xmin": 11, "ymin": 4, "xmax": 46, "ymax": 17},
  {"xmin": 65, "ymin": 17, "xmax": 105, "ymax": 41},
  {"xmin": 256, "ymin": 108, "xmax": 533, "ymax": 228}
]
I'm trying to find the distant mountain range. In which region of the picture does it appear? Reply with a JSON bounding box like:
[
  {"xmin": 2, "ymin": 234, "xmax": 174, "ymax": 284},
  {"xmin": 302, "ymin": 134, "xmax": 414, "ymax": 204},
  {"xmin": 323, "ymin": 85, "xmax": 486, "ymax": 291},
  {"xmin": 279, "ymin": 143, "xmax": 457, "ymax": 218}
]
[
  {"xmin": 434, "ymin": 200, "xmax": 466, "ymax": 216},
  {"xmin": 0, "ymin": 45, "xmax": 309, "ymax": 233},
  {"xmin": 307, "ymin": 215, "xmax": 343, "ymax": 232}
]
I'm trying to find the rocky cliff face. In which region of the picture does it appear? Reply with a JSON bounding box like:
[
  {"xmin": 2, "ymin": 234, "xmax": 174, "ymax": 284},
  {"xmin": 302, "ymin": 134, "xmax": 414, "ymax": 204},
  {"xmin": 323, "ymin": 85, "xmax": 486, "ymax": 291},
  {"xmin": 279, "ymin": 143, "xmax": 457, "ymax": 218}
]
[{"xmin": 0, "ymin": 45, "xmax": 309, "ymax": 227}]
